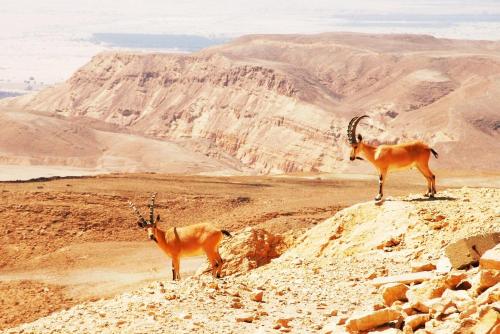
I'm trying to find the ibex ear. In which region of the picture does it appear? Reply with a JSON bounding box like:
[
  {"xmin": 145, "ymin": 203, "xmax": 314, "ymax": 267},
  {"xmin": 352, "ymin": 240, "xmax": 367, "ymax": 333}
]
[
  {"xmin": 357, "ymin": 134, "xmax": 363, "ymax": 142},
  {"xmin": 137, "ymin": 221, "xmax": 143, "ymax": 228},
  {"xmin": 156, "ymin": 214, "xmax": 160, "ymax": 222}
]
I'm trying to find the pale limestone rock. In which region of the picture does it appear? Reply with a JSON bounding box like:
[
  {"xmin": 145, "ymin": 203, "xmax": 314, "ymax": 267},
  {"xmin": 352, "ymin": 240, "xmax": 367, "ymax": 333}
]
[
  {"xmin": 476, "ymin": 283, "xmax": 500, "ymax": 305},
  {"xmin": 345, "ymin": 309, "xmax": 402, "ymax": 333},
  {"xmin": 410, "ymin": 261, "xmax": 436, "ymax": 273},
  {"xmin": 480, "ymin": 244, "xmax": 500, "ymax": 270},
  {"xmin": 441, "ymin": 289, "xmax": 474, "ymax": 312},
  {"xmin": 478, "ymin": 269, "xmax": 500, "ymax": 290},
  {"xmin": 445, "ymin": 233, "xmax": 500, "ymax": 269},
  {"xmin": 371, "ymin": 272, "xmax": 434, "ymax": 287},
  {"xmin": 235, "ymin": 312, "xmax": 254, "ymax": 323},
  {"xmin": 435, "ymin": 256, "xmax": 452, "ymax": 274},
  {"xmin": 470, "ymin": 308, "xmax": 499, "ymax": 334}
]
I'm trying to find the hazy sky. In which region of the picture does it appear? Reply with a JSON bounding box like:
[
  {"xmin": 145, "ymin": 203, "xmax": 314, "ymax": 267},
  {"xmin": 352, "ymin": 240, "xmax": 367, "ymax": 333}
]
[
  {"xmin": 1, "ymin": 0, "xmax": 500, "ymax": 85},
  {"xmin": 2, "ymin": 0, "xmax": 500, "ymax": 37}
]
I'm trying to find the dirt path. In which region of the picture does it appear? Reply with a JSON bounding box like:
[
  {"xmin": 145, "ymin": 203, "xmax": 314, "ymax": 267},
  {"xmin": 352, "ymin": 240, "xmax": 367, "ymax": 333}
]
[{"xmin": 0, "ymin": 242, "xmax": 205, "ymax": 297}]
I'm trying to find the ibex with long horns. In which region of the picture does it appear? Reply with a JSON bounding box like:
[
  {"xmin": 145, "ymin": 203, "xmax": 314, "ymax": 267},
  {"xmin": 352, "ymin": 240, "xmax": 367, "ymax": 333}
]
[
  {"xmin": 129, "ymin": 193, "xmax": 231, "ymax": 280},
  {"xmin": 347, "ymin": 116, "xmax": 438, "ymax": 201}
]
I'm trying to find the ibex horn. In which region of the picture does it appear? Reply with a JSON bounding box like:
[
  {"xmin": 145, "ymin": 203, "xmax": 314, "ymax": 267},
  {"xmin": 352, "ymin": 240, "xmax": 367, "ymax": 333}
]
[
  {"xmin": 149, "ymin": 192, "xmax": 157, "ymax": 224},
  {"xmin": 347, "ymin": 115, "xmax": 369, "ymax": 144},
  {"xmin": 128, "ymin": 201, "xmax": 147, "ymax": 225}
]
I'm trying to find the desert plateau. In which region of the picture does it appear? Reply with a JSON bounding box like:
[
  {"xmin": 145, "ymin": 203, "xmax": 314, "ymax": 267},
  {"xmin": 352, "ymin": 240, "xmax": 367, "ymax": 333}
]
[{"xmin": 1, "ymin": 3, "xmax": 500, "ymax": 332}]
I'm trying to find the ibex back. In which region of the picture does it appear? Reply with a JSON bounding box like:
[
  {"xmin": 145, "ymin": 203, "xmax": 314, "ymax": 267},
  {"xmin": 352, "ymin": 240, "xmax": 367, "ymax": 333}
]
[{"xmin": 129, "ymin": 193, "xmax": 231, "ymax": 280}]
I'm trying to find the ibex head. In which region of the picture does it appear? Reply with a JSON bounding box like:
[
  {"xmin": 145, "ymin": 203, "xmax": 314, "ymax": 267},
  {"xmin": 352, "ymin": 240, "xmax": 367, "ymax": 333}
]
[
  {"xmin": 128, "ymin": 193, "xmax": 160, "ymax": 242},
  {"xmin": 347, "ymin": 115, "xmax": 369, "ymax": 161}
]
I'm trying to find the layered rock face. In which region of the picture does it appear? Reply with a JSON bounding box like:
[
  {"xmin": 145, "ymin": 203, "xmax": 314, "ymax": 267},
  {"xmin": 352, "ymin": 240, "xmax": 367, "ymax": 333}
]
[{"xmin": 4, "ymin": 33, "xmax": 500, "ymax": 173}]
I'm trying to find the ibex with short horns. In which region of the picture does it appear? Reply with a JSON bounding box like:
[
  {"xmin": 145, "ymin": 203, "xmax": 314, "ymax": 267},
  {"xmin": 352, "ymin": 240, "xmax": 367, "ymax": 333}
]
[
  {"xmin": 347, "ymin": 116, "xmax": 438, "ymax": 201},
  {"xmin": 128, "ymin": 193, "xmax": 231, "ymax": 280}
]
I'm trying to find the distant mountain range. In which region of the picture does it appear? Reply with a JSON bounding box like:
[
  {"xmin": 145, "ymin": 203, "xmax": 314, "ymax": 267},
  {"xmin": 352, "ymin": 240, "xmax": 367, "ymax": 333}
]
[{"xmin": 1, "ymin": 32, "xmax": 499, "ymax": 175}]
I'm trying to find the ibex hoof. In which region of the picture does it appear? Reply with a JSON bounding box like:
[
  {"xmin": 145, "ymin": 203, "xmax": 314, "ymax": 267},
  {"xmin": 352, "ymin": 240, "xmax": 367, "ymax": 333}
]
[
  {"xmin": 424, "ymin": 193, "xmax": 430, "ymax": 197},
  {"xmin": 374, "ymin": 195, "xmax": 383, "ymax": 202}
]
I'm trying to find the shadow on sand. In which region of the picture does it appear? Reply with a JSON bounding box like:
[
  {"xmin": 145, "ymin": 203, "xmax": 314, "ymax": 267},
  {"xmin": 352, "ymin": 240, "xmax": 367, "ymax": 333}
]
[
  {"xmin": 404, "ymin": 196, "xmax": 457, "ymax": 202},
  {"xmin": 373, "ymin": 195, "xmax": 458, "ymax": 205}
]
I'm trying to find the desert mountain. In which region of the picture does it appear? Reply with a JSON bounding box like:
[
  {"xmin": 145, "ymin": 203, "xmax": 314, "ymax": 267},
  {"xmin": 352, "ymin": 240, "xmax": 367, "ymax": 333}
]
[
  {"xmin": 2, "ymin": 33, "xmax": 500, "ymax": 173},
  {"xmin": 0, "ymin": 110, "xmax": 237, "ymax": 175}
]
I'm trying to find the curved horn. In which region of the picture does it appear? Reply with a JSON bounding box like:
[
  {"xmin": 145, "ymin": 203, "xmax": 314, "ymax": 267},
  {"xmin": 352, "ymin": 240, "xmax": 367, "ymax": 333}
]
[
  {"xmin": 347, "ymin": 116, "xmax": 359, "ymax": 144},
  {"xmin": 149, "ymin": 192, "xmax": 157, "ymax": 224},
  {"xmin": 128, "ymin": 201, "xmax": 147, "ymax": 225},
  {"xmin": 349, "ymin": 115, "xmax": 369, "ymax": 144}
]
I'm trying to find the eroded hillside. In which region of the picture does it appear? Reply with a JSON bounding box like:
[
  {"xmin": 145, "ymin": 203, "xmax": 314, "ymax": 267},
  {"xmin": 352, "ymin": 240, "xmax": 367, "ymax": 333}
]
[
  {"xmin": 2, "ymin": 33, "xmax": 500, "ymax": 173},
  {"xmin": 4, "ymin": 187, "xmax": 498, "ymax": 333}
]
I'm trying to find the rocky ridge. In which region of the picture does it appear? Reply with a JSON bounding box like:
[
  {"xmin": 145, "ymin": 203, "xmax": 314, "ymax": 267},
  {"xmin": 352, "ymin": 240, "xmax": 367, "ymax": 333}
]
[{"xmin": 3, "ymin": 187, "xmax": 498, "ymax": 334}]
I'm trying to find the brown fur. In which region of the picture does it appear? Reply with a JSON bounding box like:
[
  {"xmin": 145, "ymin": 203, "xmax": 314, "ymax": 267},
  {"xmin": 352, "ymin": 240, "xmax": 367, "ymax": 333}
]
[
  {"xmin": 147, "ymin": 222, "xmax": 227, "ymax": 280},
  {"xmin": 351, "ymin": 140, "xmax": 437, "ymax": 200}
]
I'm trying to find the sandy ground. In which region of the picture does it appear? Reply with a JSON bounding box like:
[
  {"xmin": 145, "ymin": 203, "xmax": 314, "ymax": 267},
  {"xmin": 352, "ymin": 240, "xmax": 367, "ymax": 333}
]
[{"xmin": 0, "ymin": 170, "xmax": 498, "ymax": 330}]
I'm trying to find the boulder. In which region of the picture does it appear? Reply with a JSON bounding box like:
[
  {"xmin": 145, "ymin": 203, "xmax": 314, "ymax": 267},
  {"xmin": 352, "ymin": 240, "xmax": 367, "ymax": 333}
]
[
  {"xmin": 197, "ymin": 227, "xmax": 285, "ymax": 276},
  {"xmin": 345, "ymin": 309, "xmax": 402, "ymax": 333},
  {"xmin": 444, "ymin": 233, "xmax": 500, "ymax": 269}
]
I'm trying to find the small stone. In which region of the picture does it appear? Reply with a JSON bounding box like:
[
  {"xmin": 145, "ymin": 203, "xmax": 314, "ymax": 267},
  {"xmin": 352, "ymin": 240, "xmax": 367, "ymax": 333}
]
[
  {"xmin": 276, "ymin": 318, "xmax": 293, "ymax": 328},
  {"xmin": 371, "ymin": 272, "xmax": 434, "ymax": 287},
  {"xmin": 380, "ymin": 283, "xmax": 409, "ymax": 306},
  {"xmin": 410, "ymin": 260, "xmax": 436, "ymax": 273},
  {"xmin": 478, "ymin": 269, "xmax": 500, "ymax": 290},
  {"xmin": 403, "ymin": 314, "xmax": 429, "ymax": 332},
  {"xmin": 345, "ymin": 309, "xmax": 402, "ymax": 332},
  {"xmin": 235, "ymin": 313, "xmax": 254, "ymax": 323},
  {"xmin": 165, "ymin": 294, "xmax": 177, "ymax": 300},
  {"xmin": 231, "ymin": 301, "xmax": 243, "ymax": 309},
  {"xmin": 251, "ymin": 290, "xmax": 264, "ymax": 302}
]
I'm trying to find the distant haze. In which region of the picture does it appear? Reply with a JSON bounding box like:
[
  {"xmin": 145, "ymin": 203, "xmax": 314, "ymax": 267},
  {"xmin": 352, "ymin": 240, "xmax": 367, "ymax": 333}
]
[{"xmin": 1, "ymin": 0, "xmax": 500, "ymax": 86}]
